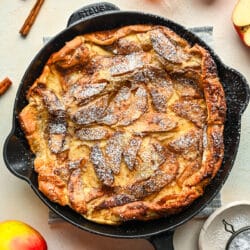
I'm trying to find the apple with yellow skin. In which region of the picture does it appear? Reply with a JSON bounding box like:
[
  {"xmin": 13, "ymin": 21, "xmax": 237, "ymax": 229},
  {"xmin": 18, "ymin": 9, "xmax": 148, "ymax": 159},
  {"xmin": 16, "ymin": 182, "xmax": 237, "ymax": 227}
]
[
  {"xmin": 232, "ymin": 0, "xmax": 250, "ymax": 47},
  {"xmin": 0, "ymin": 220, "xmax": 47, "ymax": 250}
]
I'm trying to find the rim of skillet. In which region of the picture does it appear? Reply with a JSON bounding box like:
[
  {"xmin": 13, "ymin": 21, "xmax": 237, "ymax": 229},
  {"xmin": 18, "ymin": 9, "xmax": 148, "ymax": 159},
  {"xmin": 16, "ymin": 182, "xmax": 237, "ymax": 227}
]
[{"xmin": 5, "ymin": 10, "xmax": 249, "ymax": 238}]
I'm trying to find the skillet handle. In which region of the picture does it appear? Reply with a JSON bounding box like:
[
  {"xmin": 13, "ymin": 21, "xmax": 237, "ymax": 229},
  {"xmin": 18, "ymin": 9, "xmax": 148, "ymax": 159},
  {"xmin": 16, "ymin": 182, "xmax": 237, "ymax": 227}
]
[
  {"xmin": 3, "ymin": 132, "xmax": 33, "ymax": 183},
  {"xmin": 67, "ymin": 2, "xmax": 120, "ymax": 27},
  {"xmin": 148, "ymin": 231, "xmax": 174, "ymax": 250},
  {"xmin": 221, "ymin": 67, "xmax": 250, "ymax": 115}
]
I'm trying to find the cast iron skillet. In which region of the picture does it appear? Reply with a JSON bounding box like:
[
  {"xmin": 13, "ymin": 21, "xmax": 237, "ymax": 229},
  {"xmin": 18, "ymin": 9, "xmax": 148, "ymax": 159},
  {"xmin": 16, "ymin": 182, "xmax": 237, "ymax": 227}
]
[{"xmin": 3, "ymin": 2, "xmax": 250, "ymax": 249}]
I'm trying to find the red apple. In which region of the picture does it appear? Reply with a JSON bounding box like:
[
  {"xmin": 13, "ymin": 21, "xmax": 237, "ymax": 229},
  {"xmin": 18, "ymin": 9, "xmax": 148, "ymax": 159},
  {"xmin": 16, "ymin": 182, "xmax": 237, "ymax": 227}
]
[
  {"xmin": 232, "ymin": 0, "xmax": 250, "ymax": 47},
  {"xmin": 0, "ymin": 220, "xmax": 47, "ymax": 250}
]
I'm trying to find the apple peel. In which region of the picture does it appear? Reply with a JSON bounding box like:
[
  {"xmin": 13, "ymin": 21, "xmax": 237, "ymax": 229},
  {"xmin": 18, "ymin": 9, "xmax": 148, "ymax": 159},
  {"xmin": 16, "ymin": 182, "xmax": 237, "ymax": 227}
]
[{"xmin": 0, "ymin": 220, "xmax": 47, "ymax": 250}]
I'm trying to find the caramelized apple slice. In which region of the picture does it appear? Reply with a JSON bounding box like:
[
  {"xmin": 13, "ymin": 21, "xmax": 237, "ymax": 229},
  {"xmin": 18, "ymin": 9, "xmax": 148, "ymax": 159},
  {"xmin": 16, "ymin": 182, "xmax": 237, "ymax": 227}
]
[
  {"xmin": 41, "ymin": 89, "xmax": 65, "ymax": 114},
  {"xmin": 110, "ymin": 52, "xmax": 146, "ymax": 76},
  {"xmin": 116, "ymin": 85, "xmax": 148, "ymax": 126},
  {"xmin": 172, "ymin": 75, "xmax": 203, "ymax": 98},
  {"xmin": 48, "ymin": 134, "xmax": 65, "ymax": 154},
  {"xmin": 40, "ymin": 89, "xmax": 67, "ymax": 154},
  {"xmin": 133, "ymin": 67, "xmax": 173, "ymax": 112},
  {"xmin": 168, "ymin": 128, "xmax": 203, "ymax": 160},
  {"xmin": 105, "ymin": 132, "xmax": 123, "ymax": 175},
  {"xmin": 100, "ymin": 85, "xmax": 148, "ymax": 127},
  {"xmin": 76, "ymin": 126, "xmax": 112, "ymax": 141},
  {"xmin": 68, "ymin": 81, "xmax": 107, "ymax": 105},
  {"xmin": 113, "ymin": 37, "xmax": 142, "ymax": 54},
  {"xmin": 123, "ymin": 150, "xmax": 178, "ymax": 199},
  {"xmin": 136, "ymin": 138, "xmax": 167, "ymax": 180},
  {"xmin": 171, "ymin": 99, "xmax": 207, "ymax": 128},
  {"xmin": 99, "ymin": 86, "xmax": 131, "ymax": 125},
  {"xmin": 126, "ymin": 168, "xmax": 176, "ymax": 199},
  {"xmin": 123, "ymin": 136, "xmax": 142, "ymax": 170},
  {"xmin": 148, "ymin": 77, "xmax": 173, "ymax": 112},
  {"xmin": 95, "ymin": 194, "xmax": 136, "ymax": 210},
  {"xmin": 71, "ymin": 94, "xmax": 109, "ymax": 125},
  {"xmin": 150, "ymin": 29, "xmax": 182, "ymax": 64},
  {"xmin": 68, "ymin": 168, "xmax": 104, "ymax": 214},
  {"xmin": 68, "ymin": 169, "xmax": 87, "ymax": 214},
  {"xmin": 129, "ymin": 113, "xmax": 178, "ymax": 135},
  {"xmin": 90, "ymin": 145, "xmax": 114, "ymax": 186}
]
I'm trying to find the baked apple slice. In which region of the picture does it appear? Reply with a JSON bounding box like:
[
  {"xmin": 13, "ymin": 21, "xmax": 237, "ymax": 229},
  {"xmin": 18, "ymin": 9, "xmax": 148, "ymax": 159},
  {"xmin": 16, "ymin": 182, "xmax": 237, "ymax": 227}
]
[{"xmin": 232, "ymin": 0, "xmax": 250, "ymax": 47}]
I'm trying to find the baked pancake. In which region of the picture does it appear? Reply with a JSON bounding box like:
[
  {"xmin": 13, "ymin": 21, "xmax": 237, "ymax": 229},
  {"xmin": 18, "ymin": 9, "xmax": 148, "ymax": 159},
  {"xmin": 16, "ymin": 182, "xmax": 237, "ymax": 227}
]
[{"xmin": 19, "ymin": 24, "xmax": 226, "ymax": 225}]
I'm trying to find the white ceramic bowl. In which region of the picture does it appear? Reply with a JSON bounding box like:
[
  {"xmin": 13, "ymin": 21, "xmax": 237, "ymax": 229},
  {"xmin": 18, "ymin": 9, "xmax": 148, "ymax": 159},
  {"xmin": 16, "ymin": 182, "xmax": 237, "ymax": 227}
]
[{"xmin": 199, "ymin": 200, "xmax": 250, "ymax": 250}]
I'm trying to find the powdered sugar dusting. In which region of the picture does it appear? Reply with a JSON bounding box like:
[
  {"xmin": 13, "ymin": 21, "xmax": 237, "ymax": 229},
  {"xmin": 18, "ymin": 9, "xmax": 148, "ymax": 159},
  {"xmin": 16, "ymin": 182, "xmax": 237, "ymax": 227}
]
[
  {"xmin": 70, "ymin": 82, "xmax": 107, "ymax": 103},
  {"xmin": 168, "ymin": 129, "xmax": 200, "ymax": 153},
  {"xmin": 90, "ymin": 144, "xmax": 114, "ymax": 186},
  {"xmin": 150, "ymin": 29, "xmax": 180, "ymax": 63},
  {"xmin": 123, "ymin": 137, "xmax": 142, "ymax": 170},
  {"xmin": 76, "ymin": 127, "xmax": 110, "ymax": 140},
  {"xmin": 115, "ymin": 85, "xmax": 148, "ymax": 126},
  {"xmin": 229, "ymin": 230, "xmax": 250, "ymax": 250},
  {"xmin": 105, "ymin": 132, "xmax": 123, "ymax": 174},
  {"xmin": 49, "ymin": 122, "xmax": 67, "ymax": 134},
  {"xmin": 71, "ymin": 95, "xmax": 109, "ymax": 125},
  {"xmin": 114, "ymin": 86, "xmax": 131, "ymax": 103},
  {"xmin": 134, "ymin": 86, "xmax": 148, "ymax": 112},
  {"xmin": 110, "ymin": 52, "xmax": 145, "ymax": 76},
  {"xmin": 150, "ymin": 88, "xmax": 167, "ymax": 112}
]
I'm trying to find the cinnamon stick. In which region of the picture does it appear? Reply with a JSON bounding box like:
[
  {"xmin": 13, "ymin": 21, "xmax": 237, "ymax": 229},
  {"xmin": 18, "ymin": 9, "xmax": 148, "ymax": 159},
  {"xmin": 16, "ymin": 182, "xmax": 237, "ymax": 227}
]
[
  {"xmin": 0, "ymin": 77, "xmax": 12, "ymax": 96},
  {"xmin": 19, "ymin": 0, "xmax": 45, "ymax": 37}
]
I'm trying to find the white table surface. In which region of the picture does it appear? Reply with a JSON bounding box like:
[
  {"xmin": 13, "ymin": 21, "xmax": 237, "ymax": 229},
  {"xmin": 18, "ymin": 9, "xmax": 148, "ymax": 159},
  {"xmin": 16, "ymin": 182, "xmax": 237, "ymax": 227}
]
[{"xmin": 0, "ymin": 1, "xmax": 249, "ymax": 249}]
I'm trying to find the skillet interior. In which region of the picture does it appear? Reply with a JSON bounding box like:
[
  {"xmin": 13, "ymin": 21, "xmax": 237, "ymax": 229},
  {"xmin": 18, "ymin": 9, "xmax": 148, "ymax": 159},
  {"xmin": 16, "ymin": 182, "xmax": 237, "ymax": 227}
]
[{"xmin": 4, "ymin": 11, "xmax": 249, "ymax": 238}]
